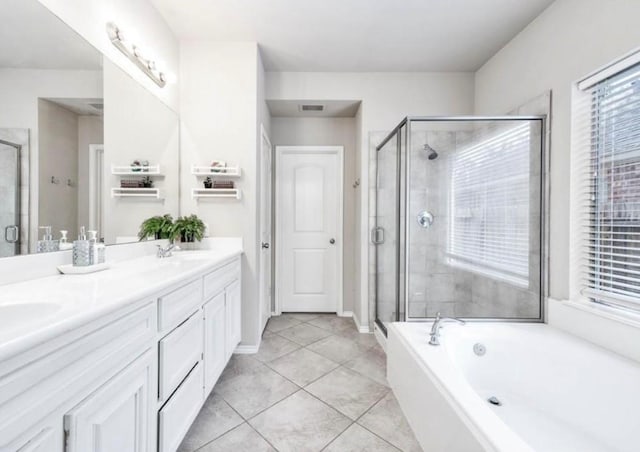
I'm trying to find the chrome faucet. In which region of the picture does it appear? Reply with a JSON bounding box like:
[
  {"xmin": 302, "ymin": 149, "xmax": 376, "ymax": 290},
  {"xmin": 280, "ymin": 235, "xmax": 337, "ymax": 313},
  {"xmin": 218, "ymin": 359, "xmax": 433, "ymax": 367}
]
[
  {"xmin": 156, "ymin": 243, "xmax": 177, "ymax": 258},
  {"xmin": 429, "ymin": 312, "xmax": 465, "ymax": 346}
]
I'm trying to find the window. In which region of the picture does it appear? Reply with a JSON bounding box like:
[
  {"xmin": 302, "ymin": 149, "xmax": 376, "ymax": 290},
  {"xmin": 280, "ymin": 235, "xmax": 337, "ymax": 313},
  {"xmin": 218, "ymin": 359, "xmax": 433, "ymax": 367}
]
[
  {"xmin": 573, "ymin": 57, "xmax": 640, "ymax": 311},
  {"xmin": 448, "ymin": 123, "xmax": 532, "ymax": 287}
]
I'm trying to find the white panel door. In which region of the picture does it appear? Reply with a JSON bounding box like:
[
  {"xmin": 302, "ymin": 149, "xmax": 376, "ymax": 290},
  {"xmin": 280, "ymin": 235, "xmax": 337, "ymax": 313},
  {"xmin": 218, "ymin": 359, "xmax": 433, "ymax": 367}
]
[
  {"xmin": 276, "ymin": 146, "xmax": 343, "ymax": 313},
  {"xmin": 259, "ymin": 126, "xmax": 273, "ymax": 332}
]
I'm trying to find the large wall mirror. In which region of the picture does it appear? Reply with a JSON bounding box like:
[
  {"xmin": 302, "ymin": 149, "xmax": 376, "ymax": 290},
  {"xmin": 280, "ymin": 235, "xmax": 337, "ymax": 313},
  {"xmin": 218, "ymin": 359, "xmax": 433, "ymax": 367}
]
[{"xmin": 0, "ymin": 0, "xmax": 179, "ymax": 259}]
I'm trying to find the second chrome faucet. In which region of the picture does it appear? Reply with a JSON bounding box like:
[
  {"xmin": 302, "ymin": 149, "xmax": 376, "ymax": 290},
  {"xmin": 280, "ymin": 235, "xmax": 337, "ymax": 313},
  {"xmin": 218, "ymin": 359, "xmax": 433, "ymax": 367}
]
[{"xmin": 429, "ymin": 312, "xmax": 466, "ymax": 346}]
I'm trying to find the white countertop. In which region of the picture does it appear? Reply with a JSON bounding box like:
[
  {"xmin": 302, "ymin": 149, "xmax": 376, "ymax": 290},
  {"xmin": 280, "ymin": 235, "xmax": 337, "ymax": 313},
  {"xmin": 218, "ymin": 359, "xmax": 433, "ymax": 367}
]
[{"xmin": 0, "ymin": 247, "xmax": 242, "ymax": 362}]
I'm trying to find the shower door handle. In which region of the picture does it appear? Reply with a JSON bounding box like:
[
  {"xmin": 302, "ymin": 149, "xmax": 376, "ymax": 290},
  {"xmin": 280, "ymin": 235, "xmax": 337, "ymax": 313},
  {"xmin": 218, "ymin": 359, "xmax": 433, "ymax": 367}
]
[
  {"xmin": 371, "ymin": 227, "xmax": 385, "ymax": 245},
  {"xmin": 5, "ymin": 225, "xmax": 19, "ymax": 243}
]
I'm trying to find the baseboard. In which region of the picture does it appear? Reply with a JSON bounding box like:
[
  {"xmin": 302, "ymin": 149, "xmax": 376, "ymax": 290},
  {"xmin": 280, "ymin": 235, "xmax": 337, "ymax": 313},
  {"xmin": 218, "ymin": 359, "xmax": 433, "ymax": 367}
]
[
  {"xmin": 234, "ymin": 345, "xmax": 259, "ymax": 354},
  {"xmin": 352, "ymin": 312, "xmax": 371, "ymax": 333},
  {"xmin": 339, "ymin": 310, "xmax": 353, "ymax": 318}
]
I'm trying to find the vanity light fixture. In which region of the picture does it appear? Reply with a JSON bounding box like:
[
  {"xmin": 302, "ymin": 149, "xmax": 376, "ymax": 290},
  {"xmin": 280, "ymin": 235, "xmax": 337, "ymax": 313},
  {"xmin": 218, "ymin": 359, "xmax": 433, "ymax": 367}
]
[{"xmin": 106, "ymin": 22, "xmax": 167, "ymax": 88}]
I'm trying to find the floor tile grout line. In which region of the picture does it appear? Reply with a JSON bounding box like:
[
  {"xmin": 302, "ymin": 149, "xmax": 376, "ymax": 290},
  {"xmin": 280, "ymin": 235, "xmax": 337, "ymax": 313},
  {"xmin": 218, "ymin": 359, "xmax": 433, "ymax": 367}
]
[
  {"xmin": 214, "ymin": 365, "xmax": 301, "ymax": 423},
  {"xmin": 190, "ymin": 421, "xmax": 246, "ymax": 452},
  {"xmin": 351, "ymin": 391, "xmax": 410, "ymax": 451},
  {"xmin": 244, "ymin": 420, "xmax": 282, "ymax": 451},
  {"xmin": 355, "ymin": 423, "xmax": 404, "ymax": 452},
  {"xmin": 318, "ymin": 420, "xmax": 356, "ymax": 451}
]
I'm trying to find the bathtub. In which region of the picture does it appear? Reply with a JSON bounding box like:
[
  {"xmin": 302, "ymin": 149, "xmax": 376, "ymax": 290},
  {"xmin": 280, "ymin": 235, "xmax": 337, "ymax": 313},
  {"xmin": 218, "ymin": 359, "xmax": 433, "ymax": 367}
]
[{"xmin": 387, "ymin": 322, "xmax": 640, "ymax": 452}]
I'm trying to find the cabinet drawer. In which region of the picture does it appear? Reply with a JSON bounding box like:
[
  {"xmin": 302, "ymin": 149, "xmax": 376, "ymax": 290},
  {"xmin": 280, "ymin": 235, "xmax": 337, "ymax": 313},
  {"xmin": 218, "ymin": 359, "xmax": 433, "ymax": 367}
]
[
  {"xmin": 158, "ymin": 363, "xmax": 204, "ymax": 452},
  {"xmin": 203, "ymin": 258, "xmax": 240, "ymax": 301},
  {"xmin": 158, "ymin": 279, "xmax": 202, "ymax": 332},
  {"xmin": 159, "ymin": 312, "xmax": 203, "ymax": 402}
]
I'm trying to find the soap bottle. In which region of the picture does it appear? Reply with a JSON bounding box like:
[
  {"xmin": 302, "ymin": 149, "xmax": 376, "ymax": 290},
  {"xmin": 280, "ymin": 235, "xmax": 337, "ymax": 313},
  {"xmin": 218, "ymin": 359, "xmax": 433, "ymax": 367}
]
[
  {"xmin": 73, "ymin": 226, "xmax": 91, "ymax": 266},
  {"xmin": 96, "ymin": 237, "xmax": 106, "ymax": 264},
  {"xmin": 88, "ymin": 230, "xmax": 105, "ymax": 265},
  {"xmin": 59, "ymin": 230, "xmax": 73, "ymax": 251},
  {"xmin": 37, "ymin": 226, "xmax": 59, "ymax": 253}
]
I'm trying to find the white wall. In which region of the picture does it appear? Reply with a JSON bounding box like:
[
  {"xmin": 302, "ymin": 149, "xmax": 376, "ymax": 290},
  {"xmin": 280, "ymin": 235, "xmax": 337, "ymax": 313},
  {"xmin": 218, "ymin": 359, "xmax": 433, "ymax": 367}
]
[
  {"xmin": 271, "ymin": 117, "xmax": 358, "ymax": 314},
  {"xmin": 0, "ymin": 68, "xmax": 102, "ymax": 250},
  {"xmin": 266, "ymin": 72, "xmax": 475, "ymax": 328},
  {"xmin": 180, "ymin": 41, "xmax": 264, "ymax": 348},
  {"xmin": 103, "ymin": 59, "xmax": 179, "ymax": 244},
  {"xmin": 474, "ymin": 0, "xmax": 640, "ymax": 301},
  {"xmin": 37, "ymin": 0, "xmax": 179, "ymax": 112},
  {"xmin": 38, "ymin": 99, "xmax": 79, "ymax": 240}
]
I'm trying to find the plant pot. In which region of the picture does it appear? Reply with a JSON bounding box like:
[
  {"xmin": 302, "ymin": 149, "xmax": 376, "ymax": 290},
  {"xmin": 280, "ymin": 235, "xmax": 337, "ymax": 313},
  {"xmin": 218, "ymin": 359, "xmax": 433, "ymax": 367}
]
[{"xmin": 204, "ymin": 183, "xmax": 213, "ymax": 189}]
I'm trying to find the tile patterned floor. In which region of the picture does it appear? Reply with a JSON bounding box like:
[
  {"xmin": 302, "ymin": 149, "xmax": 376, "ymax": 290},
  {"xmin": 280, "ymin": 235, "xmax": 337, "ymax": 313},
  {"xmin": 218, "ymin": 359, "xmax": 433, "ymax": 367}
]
[{"xmin": 179, "ymin": 314, "xmax": 422, "ymax": 452}]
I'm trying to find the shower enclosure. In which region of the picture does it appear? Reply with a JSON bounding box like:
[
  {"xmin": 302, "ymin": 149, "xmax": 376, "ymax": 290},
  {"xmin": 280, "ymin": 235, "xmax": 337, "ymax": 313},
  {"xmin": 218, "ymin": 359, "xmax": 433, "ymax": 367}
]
[
  {"xmin": 374, "ymin": 117, "xmax": 546, "ymax": 334},
  {"xmin": 0, "ymin": 138, "xmax": 22, "ymax": 258}
]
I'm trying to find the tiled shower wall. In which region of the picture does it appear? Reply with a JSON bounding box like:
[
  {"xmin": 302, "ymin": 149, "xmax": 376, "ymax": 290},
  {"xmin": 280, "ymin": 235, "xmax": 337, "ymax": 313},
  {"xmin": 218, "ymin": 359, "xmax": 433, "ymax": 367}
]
[
  {"xmin": 369, "ymin": 113, "xmax": 548, "ymax": 325},
  {"xmin": 405, "ymin": 125, "xmax": 541, "ymax": 319}
]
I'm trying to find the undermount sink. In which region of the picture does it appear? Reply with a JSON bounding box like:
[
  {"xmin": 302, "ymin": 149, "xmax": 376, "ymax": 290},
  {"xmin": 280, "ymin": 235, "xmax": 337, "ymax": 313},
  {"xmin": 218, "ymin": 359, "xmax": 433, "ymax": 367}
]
[{"xmin": 0, "ymin": 303, "xmax": 62, "ymax": 330}]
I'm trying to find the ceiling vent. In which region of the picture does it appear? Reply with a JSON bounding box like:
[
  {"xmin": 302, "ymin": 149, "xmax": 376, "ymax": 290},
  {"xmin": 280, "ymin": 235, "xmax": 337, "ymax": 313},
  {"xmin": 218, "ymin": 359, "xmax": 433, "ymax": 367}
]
[{"xmin": 299, "ymin": 104, "xmax": 324, "ymax": 112}]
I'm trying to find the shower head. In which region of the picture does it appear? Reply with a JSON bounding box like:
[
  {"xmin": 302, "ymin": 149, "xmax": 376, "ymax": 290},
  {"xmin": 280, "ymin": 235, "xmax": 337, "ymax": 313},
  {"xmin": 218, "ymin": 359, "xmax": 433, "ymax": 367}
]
[{"xmin": 423, "ymin": 143, "xmax": 438, "ymax": 160}]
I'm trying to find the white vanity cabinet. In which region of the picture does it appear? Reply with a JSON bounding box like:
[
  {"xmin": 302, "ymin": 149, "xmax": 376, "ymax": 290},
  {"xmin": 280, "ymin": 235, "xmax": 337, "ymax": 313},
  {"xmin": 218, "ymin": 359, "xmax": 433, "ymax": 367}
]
[
  {"xmin": 63, "ymin": 350, "xmax": 155, "ymax": 452},
  {"xmin": 0, "ymin": 252, "xmax": 242, "ymax": 452},
  {"xmin": 225, "ymin": 279, "xmax": 242, "ymax": 360},
  {"xmin": 203, "ymin": 292, "xmax": 226, "ymax": 394},
  {"xmin": 0, "ymin": 301, "xmax": 157, "ymax": 452},
  {"xmin": 156, "ymin": 255, "xmax": 241, "ymax": 452}
]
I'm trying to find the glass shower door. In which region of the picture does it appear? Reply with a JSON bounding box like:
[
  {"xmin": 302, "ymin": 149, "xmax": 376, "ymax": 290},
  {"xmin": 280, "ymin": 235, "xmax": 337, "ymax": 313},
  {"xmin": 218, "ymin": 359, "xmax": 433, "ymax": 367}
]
[
  {"xmin": 0, "ymin": 140, "xmax": 21, "ymax": 257},
  {"xmin": 374, "ymin": 126, "xmax": 403, "ymax": 333}
]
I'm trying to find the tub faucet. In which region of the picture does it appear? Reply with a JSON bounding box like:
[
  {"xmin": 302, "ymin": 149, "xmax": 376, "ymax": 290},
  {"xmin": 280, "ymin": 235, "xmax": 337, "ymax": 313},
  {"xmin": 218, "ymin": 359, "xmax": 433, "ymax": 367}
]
[
  {"xmin": 429, "ymin": 312, "xmax": 465, "ymax": 346},
  {"xmin": 156, "ymin": 243, "xmax": 177, "ymax": 258}
]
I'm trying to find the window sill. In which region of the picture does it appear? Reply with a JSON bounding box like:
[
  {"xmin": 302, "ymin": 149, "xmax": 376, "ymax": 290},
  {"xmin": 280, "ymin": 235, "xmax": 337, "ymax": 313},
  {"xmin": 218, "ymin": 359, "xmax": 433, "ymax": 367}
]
[
  {"xmin": 548, "ymin": 298, "xmax": 640, "ymax": 363},
  {"xmin": 558, "ymin": 298, "xmax": 640, "ymax": 329}
]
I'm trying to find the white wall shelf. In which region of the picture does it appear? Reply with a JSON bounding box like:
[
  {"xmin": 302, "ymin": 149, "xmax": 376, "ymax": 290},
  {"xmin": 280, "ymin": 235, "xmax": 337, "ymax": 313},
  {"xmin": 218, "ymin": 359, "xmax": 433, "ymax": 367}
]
[
  {"xmin": 111, "ymin": 165, "xmax": 163, "ymax": 176},
  {"xmin": 191, "ymin": 165, "xmax": 241, "ymax": 177},
  {"xmin": 191, "ymin": 188, "xmax": 242, "ymax": 200},
  {"xmin": 111, "ymin": 187, "xmax": 163, "ymax": 199}
]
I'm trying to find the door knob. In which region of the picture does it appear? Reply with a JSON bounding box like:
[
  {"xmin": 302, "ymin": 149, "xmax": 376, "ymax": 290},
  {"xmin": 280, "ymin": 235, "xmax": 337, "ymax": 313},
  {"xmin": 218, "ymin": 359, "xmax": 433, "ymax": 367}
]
[
  {"xmin": 329, "ymin": 238, "xmax": 335, "ymax": 244},
  {"xmin": 261, "ymin": 242, "xmax": 270, "ymax": 249}
]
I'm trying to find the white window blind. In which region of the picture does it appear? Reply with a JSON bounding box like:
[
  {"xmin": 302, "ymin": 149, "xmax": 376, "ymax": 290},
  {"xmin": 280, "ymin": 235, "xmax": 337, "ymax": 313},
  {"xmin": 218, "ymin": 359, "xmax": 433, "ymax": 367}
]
[
  {"xmin": 448, "ymin": 123, "xmax": 531, "ymax": 286},
  {"xmin": 572, "ymin": 59, "xmax": 640, "ymax": 311}
]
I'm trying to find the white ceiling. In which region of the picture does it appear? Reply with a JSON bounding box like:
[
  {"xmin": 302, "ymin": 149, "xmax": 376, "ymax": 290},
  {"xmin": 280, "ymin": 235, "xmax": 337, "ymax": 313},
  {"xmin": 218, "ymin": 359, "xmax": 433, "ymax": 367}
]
[
  {"xmin": 0, "ymin": 0, "xmax": 102, "ymax": 70},
  {"xmin": 151, "ymin": 0, "xmax": 555, "ymax": 72}
]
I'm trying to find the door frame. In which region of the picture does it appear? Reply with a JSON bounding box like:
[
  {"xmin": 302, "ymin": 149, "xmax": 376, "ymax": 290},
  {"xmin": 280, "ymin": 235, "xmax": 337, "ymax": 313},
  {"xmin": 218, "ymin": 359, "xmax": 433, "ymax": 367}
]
[
  {"xmin": 274, "ymin": 145, "xmax": 344, "ymax": 316},
  {"xmin": 259, "ymin": 124, "xmax": 273, "ymax": 333},
  {"xmin": 89, "ymin": 144, "xmax": 105, "ymax": 238}
]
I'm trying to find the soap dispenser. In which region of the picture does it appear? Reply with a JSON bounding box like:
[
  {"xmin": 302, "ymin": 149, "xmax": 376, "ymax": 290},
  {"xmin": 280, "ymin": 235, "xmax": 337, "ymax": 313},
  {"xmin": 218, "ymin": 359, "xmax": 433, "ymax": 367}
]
[
  {"xmin": 37, "ymin": 226, "xmax": 59, "ymax": 253},
  {"xmin": 73, "ymin": 226, "xmax": 91, "ymax": 266},
  {"xmin": 59, "ymin": 230, "xmax": 73, "ymax": 251},
  {"xmin": 88, "ymin": 230, "xmax": 105, "ymax": 265},
  {"xmin": 96, "ymin": 235, "xmax": 106, "ymax": 264}
]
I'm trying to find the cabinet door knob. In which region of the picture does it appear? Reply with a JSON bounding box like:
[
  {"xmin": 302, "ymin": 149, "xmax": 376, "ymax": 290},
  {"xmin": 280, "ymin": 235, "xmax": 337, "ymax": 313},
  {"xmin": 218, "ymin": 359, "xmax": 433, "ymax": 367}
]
[
  {"xmin": 329, "ymin": 238, "xmax": 335, "ymax": 244},
  {"xmin": 261, "ymin": 242, "xmax": 270, "ymax": 249}
]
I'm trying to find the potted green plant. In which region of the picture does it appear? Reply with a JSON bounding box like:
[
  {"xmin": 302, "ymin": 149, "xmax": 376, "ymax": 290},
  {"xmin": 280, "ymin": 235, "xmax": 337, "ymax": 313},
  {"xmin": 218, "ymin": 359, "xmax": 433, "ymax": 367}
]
[
  {"xmin": 141, "ymin": 176, "xmax": 154, "ymax": 188},
  {"xmin": 172, "ymin": 214, "xmax": 206, "ymax": 243},
  {"xmin": 138, "ymin": 214, "xmax": 174, "ymax": 241},
  {"xmin": 203, "ymin": 176, "xmax": 213, "ymax": 189}
]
